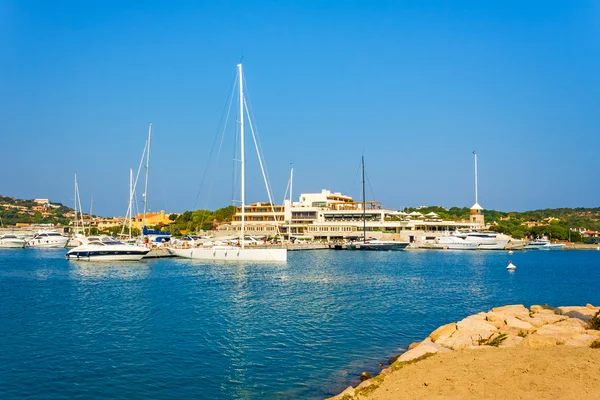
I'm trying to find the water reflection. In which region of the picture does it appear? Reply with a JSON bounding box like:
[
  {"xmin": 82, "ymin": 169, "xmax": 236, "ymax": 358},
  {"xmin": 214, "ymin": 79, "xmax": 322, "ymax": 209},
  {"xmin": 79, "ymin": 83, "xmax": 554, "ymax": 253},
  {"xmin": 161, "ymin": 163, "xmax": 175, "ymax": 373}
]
[{"xmin": 69, "ymin": 261, "xmax": 150, "ymax": 280}]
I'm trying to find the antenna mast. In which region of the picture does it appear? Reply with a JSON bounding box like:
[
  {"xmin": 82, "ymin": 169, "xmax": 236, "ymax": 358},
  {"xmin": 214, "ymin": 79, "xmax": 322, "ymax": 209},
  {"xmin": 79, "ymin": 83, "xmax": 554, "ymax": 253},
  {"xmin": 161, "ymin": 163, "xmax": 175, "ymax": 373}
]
[{"xmin": 473, "ymin": 151, "xmax": 478, "ymax": 204}]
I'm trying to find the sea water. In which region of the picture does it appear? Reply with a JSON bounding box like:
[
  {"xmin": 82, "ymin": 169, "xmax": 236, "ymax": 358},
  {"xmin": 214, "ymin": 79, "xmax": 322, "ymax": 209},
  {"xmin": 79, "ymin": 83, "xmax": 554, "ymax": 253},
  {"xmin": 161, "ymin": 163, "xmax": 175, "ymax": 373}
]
[{"xmin": 0, "ymin": 248, "xmax": 598, "ymax": 399}]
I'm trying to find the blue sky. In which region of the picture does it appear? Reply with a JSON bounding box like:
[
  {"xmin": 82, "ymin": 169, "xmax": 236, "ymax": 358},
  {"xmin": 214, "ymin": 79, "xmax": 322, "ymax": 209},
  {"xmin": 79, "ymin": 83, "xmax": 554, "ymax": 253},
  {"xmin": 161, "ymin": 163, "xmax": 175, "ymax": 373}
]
[{"xmin": 1, "ymin": 1, "xmax": 599, "ymax": 216}]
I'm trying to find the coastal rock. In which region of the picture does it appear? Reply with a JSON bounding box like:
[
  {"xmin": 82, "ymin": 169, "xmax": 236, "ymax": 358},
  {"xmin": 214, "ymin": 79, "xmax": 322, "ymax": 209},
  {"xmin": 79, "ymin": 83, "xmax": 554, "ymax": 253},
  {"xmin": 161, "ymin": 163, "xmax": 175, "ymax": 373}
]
[
  {"xmin": 565, "ymin": 334, "xmax": 600, "ymax": 347},
  {"xmin": 429, "ymin": 323, "xmax": 457, "ymax": 343},
  {"xmin": 554, "ymin": 318, "xmax": 589, "ymax": 329},
  {"xmin": 586, "ymin": 329, "xmax": 600, "ymax": 337},
  {"xmin": 398, "ymin": 339, "xmax": 447, "ymax": 362},
  {"xmin": 505, "ymin": 316, "xmax": 536, "ymax": 333},
  {"xmin": 330, "ymin": 386, "xmax": 355, "ymax": 400},
  {"xmin": 534, "ymin": 313, "xmax": 568, "ymax": 325},
  {"xmin": 519, "ymin": 333, "xmax": 562, "ymax": 348},
  {"xmin": 485, "ymin": 312, "xmax": 507, "ymax": 329},
  {"xmin": 407, "ymin": 341, "xmax": 421, "ymax": 351},
  {"xmin": 355, "ymin": 378, "xmax": 373, "ymax": 392},
  {"xmin": 530, "ymin": 304, "xmax": 558, "ymax": 314},
  {"xmin": 515, "ymin": 315, "xmax": 546, "ymax": 328},
  {"xmin": 557, "ymin": 306, "xmax": 599, "ymax": 321},
  {"xmin": 438, "ymin": 319, "xmax": 498, "ymax": 350},
  {"xmin": 491, "ymin": 305, "xmax": 529, "ymax": 318},
  {"xmin": 360, "ymin": 371, "xmax": 371, "ymax": 381}
]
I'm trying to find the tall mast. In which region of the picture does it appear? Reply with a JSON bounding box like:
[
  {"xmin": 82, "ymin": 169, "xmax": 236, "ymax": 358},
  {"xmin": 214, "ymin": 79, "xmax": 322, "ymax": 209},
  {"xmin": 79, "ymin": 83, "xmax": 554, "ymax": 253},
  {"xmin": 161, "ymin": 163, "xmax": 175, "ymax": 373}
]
[
  {"xmin": 473, "ymin": 151, "xmax": 478, "ymax": 204},
  {"xmin": 129, "ymin": 168, "xmax": 133, "ymax": 237},
  {"xmin": 238, "ymin": 63, "xmax": 245, "ymax": 249},
  {"xmin": 142, "ymin": 123, "xmax": 152, "ymax": 234},
  {"xmin": 362, "ymin": 156, "xmax": 366, "ymax": 242}
]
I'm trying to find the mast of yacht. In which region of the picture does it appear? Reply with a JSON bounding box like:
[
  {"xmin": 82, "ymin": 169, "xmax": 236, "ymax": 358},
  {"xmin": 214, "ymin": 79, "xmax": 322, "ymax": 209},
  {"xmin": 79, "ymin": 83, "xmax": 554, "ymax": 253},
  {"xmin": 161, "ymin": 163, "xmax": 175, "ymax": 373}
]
[
  {"xmin": 238, "ymin": 63, "xmax": 245, "ymax": 249},
  {"xmin": 362, "ymin": 156, "xmax": 366, "ymax": 243},
  {"xmin": 142, "ymin": 123, "xmax": 152, "ymax": 237},
  {"xmin": 129, "ymin": 169, "xmax": 133, "ymax": 237}
]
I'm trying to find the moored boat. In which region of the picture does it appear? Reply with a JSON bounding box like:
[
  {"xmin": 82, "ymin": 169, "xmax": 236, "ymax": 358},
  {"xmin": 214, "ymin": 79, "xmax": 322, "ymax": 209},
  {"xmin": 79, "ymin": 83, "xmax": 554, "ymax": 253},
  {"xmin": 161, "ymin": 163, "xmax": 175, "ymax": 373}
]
[
  {"xmin": 0, "ymin": 234, "xmax": 27, "ymax": 248},
  {"xmin": 27, "ymin": 230, "xmax": 69, "ymax": 248},
  {"xmin": 66, "ymin": 236, "xmax": 150, "ymax": 261},
  {"xmin": 524, "ymin": 237, "xmax": 565, "ymax": 250},
  {"xmin": 431, "ymin": 235, "xmax": 479, "ymax": 250}
]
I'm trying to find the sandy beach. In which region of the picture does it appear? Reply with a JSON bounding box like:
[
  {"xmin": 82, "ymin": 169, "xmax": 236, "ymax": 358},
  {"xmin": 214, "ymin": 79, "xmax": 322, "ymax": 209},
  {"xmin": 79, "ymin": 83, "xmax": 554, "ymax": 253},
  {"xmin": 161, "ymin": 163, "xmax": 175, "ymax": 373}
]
[{"xmin": 356, "ymin": 346, "xmax": 600, "ymax": 399}]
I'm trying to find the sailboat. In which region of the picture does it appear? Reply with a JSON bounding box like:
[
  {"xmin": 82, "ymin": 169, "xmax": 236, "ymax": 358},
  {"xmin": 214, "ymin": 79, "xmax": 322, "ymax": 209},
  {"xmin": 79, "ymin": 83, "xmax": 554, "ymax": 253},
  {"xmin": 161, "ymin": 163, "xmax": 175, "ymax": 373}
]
[
  {"xmin": 347, "ymin": 157, "xmax": 409, "ymax": 251},
  {"xmin": 169, "ymin": 63, "xmax": 287, "ymax": 262}
]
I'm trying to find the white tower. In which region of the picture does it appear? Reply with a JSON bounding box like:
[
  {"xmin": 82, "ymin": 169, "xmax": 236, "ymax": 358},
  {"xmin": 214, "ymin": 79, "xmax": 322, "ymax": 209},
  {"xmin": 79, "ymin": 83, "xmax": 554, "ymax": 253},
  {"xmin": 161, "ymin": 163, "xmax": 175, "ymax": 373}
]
[{"xmin": 470, "ymin": 151, "xmax": 485, "ymax": 227}]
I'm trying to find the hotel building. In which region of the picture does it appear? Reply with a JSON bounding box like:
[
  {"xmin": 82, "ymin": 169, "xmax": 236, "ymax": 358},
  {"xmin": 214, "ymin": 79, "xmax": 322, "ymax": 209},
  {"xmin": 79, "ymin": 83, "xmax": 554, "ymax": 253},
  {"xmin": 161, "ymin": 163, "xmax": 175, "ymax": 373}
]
[{"xmin": 217, "ymin": 189, "xmax": 485, "ymax": 243}]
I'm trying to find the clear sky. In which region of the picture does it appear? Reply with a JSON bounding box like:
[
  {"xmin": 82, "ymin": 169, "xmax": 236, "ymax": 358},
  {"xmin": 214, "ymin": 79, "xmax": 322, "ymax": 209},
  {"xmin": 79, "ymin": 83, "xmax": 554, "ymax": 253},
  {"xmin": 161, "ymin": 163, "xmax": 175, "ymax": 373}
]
[{"xmin": 1, "ymin": 1, "xmax": 599, "ymax": 217}]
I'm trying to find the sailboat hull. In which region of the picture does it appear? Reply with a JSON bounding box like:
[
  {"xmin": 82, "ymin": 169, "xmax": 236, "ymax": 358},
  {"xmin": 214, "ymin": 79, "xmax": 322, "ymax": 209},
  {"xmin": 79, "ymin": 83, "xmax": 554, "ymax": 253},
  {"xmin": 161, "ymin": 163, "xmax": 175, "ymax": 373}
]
[{"xmin": 169, "ymin": 247, "xmax": 287, "ymax": 262}]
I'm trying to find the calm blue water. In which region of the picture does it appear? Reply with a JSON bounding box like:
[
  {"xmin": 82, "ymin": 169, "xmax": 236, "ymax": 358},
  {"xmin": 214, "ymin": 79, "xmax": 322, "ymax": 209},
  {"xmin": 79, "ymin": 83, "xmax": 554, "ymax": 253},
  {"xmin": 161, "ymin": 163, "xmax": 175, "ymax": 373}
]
[{"xmin": 1, "ymin": 248, "xmax": 599, "ymax": 399}]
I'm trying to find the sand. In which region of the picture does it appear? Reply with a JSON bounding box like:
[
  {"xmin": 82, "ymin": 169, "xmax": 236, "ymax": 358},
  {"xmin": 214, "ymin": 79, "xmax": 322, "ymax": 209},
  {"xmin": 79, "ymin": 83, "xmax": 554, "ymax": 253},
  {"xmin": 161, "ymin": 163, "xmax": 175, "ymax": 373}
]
[{"xmin": 358, "ymin": 346, "xmax": 600, "ymax": 400}]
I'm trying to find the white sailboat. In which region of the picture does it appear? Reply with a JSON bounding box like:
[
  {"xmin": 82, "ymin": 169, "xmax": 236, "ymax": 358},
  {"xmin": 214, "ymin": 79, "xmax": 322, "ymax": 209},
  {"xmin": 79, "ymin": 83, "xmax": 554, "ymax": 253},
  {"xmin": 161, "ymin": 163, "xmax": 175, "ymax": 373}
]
[{"xmin": 170, "ymin": 63, "xmax": 287, "ymax": 262}]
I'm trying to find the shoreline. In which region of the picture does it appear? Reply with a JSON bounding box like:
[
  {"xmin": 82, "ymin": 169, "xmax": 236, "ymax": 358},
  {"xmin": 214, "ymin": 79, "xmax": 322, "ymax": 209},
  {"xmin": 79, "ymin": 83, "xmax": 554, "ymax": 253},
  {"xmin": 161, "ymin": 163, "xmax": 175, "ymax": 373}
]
[{"xmin": 328, "ymin": 304, "xmax": 600, "ymax": 399}]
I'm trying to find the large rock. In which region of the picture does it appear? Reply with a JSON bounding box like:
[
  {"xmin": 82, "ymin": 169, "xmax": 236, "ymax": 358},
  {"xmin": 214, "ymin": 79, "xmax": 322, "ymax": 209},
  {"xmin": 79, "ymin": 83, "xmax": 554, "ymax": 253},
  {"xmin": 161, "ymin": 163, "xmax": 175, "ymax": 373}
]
[
  {"xmin": 535, "ymin": 313, "xmax": 568, "ymax": 325},
  {"xmin": 520, "ymin": 333, "xmax": 562, "ymax": 348},
  {"xmin": 515, "ymin": 315, "xmax": 546, "ymax": 328},
  {"xmin": 505, "ymin": 316, "xmax": 535, "ymax": 333},
  {"xmin": 398, "ymin": 339, "xmax": 448, "ymax": 362},
  {"xmin": 485, "ymin": 312, "xmax": 507, "ymax": 329},
  {"xmin": 557, "ymin": 306, "xmax": 599, "ymax": 322},
  {"xmin": 438, "ymin": 318, "xmax": 498, "ymax": 350},
  {"xmin": 328, "ymin": 386, "xmax": 354, "ymax": 400},
  {"xmin": 565, "ymin": 333, "xmax": 600, "ymax": 347},
  {"xmin": 491, "ymin": 305, "xmax": 529, "ymax": 318},
  {"xmin": 530, "ymin": 304, "xmax": 558, "ymax": 314},
  {"xmin": 429, "ymin": 323, "xmax": 457, "ymax": 343},
  {"xmin": 554, "ymin": 318, "xmax": 589, "ymax": 329}
]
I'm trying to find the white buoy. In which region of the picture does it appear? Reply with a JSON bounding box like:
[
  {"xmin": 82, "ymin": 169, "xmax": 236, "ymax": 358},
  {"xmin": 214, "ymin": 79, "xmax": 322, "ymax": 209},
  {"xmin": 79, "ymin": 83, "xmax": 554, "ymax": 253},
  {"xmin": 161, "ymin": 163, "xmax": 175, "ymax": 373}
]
[
  {"xmin": 507, "ymin": 260, "xmax": 516, "ymax": 270},
  {"xmin": 508, "ymin": 250, "xmax": 514, "ymax": 255}
]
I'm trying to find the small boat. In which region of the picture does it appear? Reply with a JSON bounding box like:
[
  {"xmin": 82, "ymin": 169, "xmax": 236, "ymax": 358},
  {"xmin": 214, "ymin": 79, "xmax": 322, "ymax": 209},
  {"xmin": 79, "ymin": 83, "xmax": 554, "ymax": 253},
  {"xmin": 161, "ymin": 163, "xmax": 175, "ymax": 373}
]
[
  {"xmin": 524, "ymin": 237, "xmax": 565, "ymax": 250},
  {"xmin": 431, "ymin": 235, "xmax": 479, "ymax": 250},
  {"xmin": 27, "ymin": 230, "xmax": 69, "ymax": 248},
  {"xmin": 507, "ymin": 261, "xmax": 516, "ymax": 270},
  {"xmin": 66, "ymin": 236, "xmax": 150, "ymax": 261},
  {"xmin": 0, "ymin": 234, "xmax": 27, "ymax": 248}
]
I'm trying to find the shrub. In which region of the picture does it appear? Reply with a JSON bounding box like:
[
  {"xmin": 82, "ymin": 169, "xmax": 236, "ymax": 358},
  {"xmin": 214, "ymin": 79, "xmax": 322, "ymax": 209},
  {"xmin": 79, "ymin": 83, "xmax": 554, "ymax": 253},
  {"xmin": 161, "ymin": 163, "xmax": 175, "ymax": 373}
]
[{"xmin": 591, "ymin": 339, "xmax": 600, "ymax": 349}]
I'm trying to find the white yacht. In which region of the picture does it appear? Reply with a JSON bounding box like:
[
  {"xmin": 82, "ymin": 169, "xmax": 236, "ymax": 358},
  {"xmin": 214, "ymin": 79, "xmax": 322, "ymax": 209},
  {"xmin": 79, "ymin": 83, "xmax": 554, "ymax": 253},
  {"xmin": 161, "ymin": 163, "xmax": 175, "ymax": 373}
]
[
  {"xmin": 524, "ymin": 237, "xmax": 565, "ymax": 250},
  {"xmin": 66, "ymin": 236, "xmax": 150, "ymax": 261},
  {"xmin": 27, "ymin": 230, "xmax": 69, "ymax": 248},
  {"xmin": 431, "ymin": 235, "xmax": 479, "ymax": 250},
  {"xmin": 453, "ymin": 231, "xmax": 511, "ymax": 250},
  {"xmin": 169, "ymin": 63, "xmax": 287, "ymax": 262},
  {"xmin": 0, "ymin": 234, "xmax": 27, "ymax": 248}
]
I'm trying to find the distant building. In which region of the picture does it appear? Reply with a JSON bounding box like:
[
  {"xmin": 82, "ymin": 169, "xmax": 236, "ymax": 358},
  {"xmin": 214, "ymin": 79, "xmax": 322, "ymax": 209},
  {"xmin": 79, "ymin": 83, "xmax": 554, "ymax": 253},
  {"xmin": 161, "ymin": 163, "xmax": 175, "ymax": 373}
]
[
  {"xmin": 132, "ymin": 210, "xmax": 174, "ymax": 230},
  {"xmin": 33, "ymin": 199, "xmax": 50, "ymax": 205}
]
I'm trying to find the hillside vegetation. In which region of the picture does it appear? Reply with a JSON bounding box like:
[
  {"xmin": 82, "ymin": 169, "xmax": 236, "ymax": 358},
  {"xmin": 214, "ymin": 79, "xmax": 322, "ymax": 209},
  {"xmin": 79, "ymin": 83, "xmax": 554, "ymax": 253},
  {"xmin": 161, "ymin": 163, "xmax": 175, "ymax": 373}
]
[{"xmin": 404, "ymin": 206, "xmax": 600, "ymax": 240}]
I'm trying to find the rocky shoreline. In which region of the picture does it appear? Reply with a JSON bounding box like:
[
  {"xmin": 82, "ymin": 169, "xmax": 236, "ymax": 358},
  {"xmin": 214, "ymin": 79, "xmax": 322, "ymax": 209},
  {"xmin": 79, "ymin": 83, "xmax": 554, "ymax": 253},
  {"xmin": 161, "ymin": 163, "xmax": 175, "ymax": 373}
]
[{"xmin": 328, "ymin": 304, "xmax": 600, "ymax": 400}]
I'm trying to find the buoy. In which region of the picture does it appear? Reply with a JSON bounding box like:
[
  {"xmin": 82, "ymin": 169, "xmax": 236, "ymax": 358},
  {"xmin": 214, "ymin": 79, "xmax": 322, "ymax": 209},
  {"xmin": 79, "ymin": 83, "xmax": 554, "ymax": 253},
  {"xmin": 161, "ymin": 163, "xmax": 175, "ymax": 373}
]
[
  {"xmin": 508, "ymin": 250, "xmax": 514, "ymax": 255},
  {"xmin": 507, "ymin": 260, "xmax": 516, "ymax": 270}
]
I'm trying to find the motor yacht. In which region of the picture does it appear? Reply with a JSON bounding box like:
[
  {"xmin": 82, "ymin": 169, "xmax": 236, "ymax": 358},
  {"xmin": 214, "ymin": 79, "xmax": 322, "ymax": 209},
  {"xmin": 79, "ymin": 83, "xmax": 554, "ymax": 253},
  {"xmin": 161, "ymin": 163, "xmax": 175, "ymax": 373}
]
[
  {"xmin": 431, "ymin": 235, "xmax": 479, "ymax": 250},
  {"xmin": 66, "ymin": 236, "xmax": 150, "ymax": 261},
  {"xmin": 27, "ymin": 230, "xmax": 69, "ymax": 248},
  {"xmin": 0, "ymin": 234, "xmax": 27, "ymax": 248},
  {"xmin": 524, "ymin": 237, "xmax": 565, "ymax": 250},
  {"xmin": 453, "ymin": 231, "xmax": 511, "ymax": 250}
]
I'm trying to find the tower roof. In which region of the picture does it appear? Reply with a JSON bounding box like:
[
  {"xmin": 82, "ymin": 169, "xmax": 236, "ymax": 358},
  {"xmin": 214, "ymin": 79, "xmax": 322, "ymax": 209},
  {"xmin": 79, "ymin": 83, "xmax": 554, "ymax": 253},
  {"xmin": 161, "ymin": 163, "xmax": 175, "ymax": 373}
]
[{"xmin": 470, "ymin": 202, "xmax": 484, "ymax": 210}]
